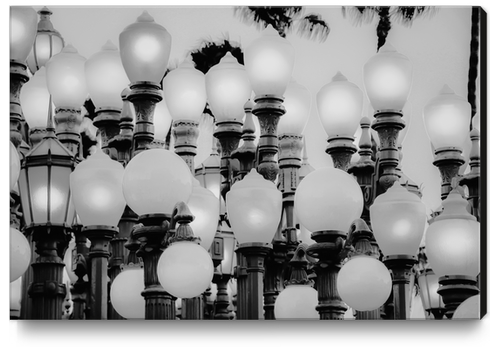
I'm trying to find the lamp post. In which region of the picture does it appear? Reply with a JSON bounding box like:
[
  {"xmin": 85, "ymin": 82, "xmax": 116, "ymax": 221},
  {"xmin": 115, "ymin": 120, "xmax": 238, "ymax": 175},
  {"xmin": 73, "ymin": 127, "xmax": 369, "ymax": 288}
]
[
  {"xmin": 295, "ymin": 167, "xmax": 364, "ymax": 319},
  {"xmin": 425, "ymin": 188, "xmax": 480, "ymax": 318},
  {"xmin": 458, "ymin": 128, "xmax": 480, "ymax": 219},
  {"xmin": 70, "ymin": 149, "xmax": 127, "ymax": 319},
  {"xmin": 245, "ymin": 25, "xmax": 295, "ymax": 182},
  {"xmin": 423, "ymin": 85, "xmax": 472, "ymax": 200},
  {"xmin": 316, "ymin": 71, "xmax": 363, "ymax": 171},
  {"xmin": 227, "ymin": 169, "xmax": 282, "ymax": 319},
  {"xmin": 418, "ymin": 268, "xmax": 446, "ymax": 319}
]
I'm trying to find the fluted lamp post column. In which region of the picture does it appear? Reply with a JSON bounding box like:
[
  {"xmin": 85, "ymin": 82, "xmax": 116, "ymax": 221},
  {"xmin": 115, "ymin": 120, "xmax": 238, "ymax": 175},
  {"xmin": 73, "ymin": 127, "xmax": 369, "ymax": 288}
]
[
  {"xmin": 363, "ymin": 43, "xmax": 413, "ymax": 193},
  {"xmin": 69, "ymin": 149, "xmax": 127, "ymax": 319},
  {"xmin": 425, "ymin": 188, "xmax": 480, "ymax": 319},
  {"xmin": 206, "ymin": 52, "xmax": 252, "ymax": 198},
  {"xmin": 316, "ymin": 71, "xmax": 363, "ymax": 171},
  {"xmin": 17, "ymin": 112, "xmax": 76, "ymax": 320},
  {"xmin": 119, "ymin": 11, "xmax": 171, "ymax": 155},
  {"xmin": 245, "ymin": 25, "xmax": 295, "ymax": 182},
  {"xmin": 423, "ymin": 85, "xmax": 472, "ymax": 201},
  {"xmin": 122, "ymin": 149, "xmax": 193, "ymax": 319},
  {"xmin": 10, "ymin": 6, "xmax": 37, "ymax": 148},
  {"xmin": 227, "ymin": 169, "xmax": 282, "ymax": 319},
  {"xmin": 46, "ymin": 44, "xmax": 88, "ymax": 159},
  {"xmin": 370, "ymin": 181, "xmax": 427, "ymax": 319},
  {"xmin": 294, "ymin": 167, "xmax": 364, "ymax": 319}
]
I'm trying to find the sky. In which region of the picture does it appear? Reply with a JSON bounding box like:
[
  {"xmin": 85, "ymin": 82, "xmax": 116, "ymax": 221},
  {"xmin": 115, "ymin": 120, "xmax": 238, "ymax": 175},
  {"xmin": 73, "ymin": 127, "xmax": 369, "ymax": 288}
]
[{"xmin": 5, "ymin": 3, "xmax": 488, "ymax": 346}]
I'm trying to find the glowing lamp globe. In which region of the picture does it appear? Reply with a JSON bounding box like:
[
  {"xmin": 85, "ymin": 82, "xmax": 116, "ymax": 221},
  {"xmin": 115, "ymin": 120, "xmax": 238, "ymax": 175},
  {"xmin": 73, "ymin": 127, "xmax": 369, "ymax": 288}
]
[
  {"xmin": 337, "ymin": 255, "xmax": 392, "ymax": 311},
  {"xmin": 226, "ymin": 169, "xmax": 282, "ymax": 244},
  {"xmin": 70, "ymin": 149, "xmax": 126, "ymax": 227},
  {"xmin": 277, "ymin": 79, "xmax": 311, "ymax": 135},
  {"xmin": 157, "ymin": 241, "xmax": 214, "ymax": 298},
  {"xmin": 245, "ymin": 25, "xmax": 295, "ymax": 97},
  {"xmin": 205, "ymin": 52, "xmax": 252, "ymax": 123},
  {"xmin": 294, "ymin": 167, "xmax": 363, "ymax": 233},
  {"xmin": 119, "ymin": 11, "xmax": 171, "ymax": 84},
  {"xmin": 363, "ymin": 43, "xmax": 413, "ymax": 112},
  {"xmin": 423, "ymin": 85, "xmax": 471, "ymax": 150},
  {"xmin": 453, "ymin": 295, "xmax": 479, "ymax": 319},
  {"xmin": 10, "ymin": 142, "xmax": 21, "ymax": 191},
  {"xmin": 10, "ymin": 227, "xmax": 31, "ymax": 283},
  {"xmin": 20, "ymin": 67, "xmax": 51, "ymax": 129},
  {"xmin": 110, "ymin": 267, "xmax": 145, "ymax": 319},
  {"xmin": 418, "ymin": 269, "xmax": 444, "ymax": 314},
  {"xmin": 274, "ymin": 285, "xmax": 318, "ymax": 319},
  {"xmin": 425, "ymin": 189, "xmax": 479, "ymax": 278},
  {"xmin": 46, "ymin": 44, "xmax": 88, "ymax": 109},
  {"xmin": 164, "ymin": 58, "xmax": 207, "ymax": 122},
  {"xmin": 316, "ymin": 71, "xmax": 363, "ymax": 137},
  {"xmin": 85, "ymin": 40, "xmax": 130, "ymax": 110},
  {"xmin": 153, "ymin": 97, "xmax": 173, "ymax": 141},
  {"xmin": 122, "ymin": 149, "xmax": 193, "ymax": 216},
  {"xmin": 370, "ymin": 181, "xmax": 426, "ymax": 257},
  {"xmin": 10, "ymin": 6, "xmax": 38, "ymax": 63},
  {"xmin": 186, "ymin": 179, "xmax": 220, "ymax": 251}
]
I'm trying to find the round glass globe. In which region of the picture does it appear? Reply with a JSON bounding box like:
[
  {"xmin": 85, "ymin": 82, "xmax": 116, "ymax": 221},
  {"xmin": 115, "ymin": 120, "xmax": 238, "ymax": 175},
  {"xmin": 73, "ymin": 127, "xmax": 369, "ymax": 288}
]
[
  {"xmin": 110, "ymin": 267, "xmax": 145, "ymax": 319},
  {"xmin": 157, "ymin": 241, "xmax": 214, "ymax": 298},
  {"xmin": 453, "ymin": 295, "xmax": 479, "ymax": 320},
  {"xmin": 337, "ymin": 255, "xmax": 392, "ymax": 311},
  {"xmin": 85, "ymin": 40, "xmax": 130, "ymax": 110},
  {"xmin": 122, "ymin": 148, "xmax": 193, "ymax": 216},
  {"xmin": 70, "ymin": 149, "xmax": 126, "ymax": 227},
  {"xmin": 274, "ymin": 285, "xmax": 318, "ymax": 320},
  {"xmin": 294, "ymin": 167, "xmax": 363, "ymax": 233},
  {"xmin": 10, "ymin": 142, "xmax": 21, "ymax": 191},
  {"xmin": 10, "ymin": 6, "xmax": 38, "ymax": 63},
  {"xmin": 10, "ymin": 227, "xmax": 31, "ymax": 283}
]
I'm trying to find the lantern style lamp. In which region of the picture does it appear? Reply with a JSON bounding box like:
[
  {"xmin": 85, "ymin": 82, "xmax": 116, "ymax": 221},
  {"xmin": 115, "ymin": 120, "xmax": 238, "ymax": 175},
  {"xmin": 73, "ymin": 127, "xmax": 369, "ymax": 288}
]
[
  {"xmin": 10, "ymin": 227, "xmax": 31, "ymax": 283},
  {"xmin": 85, "ymin": 40, "xmax": 130, "ymax": 156},
  {"xmin": 27, "ymin": 7, "xmax": 65, "ymax": 74},
  {"xmin": 425, "ymin": 188, "xmax": 480, "ymax": 318},
  {"xmin": 10, "ymin": 6, "xmax": 38, "ymax": 147},
  {"xmin": 122, "ymin": 148, "xmax": 193, "ymax": 319},
  {"xmin": 110, "ymin": 265, "xmax": 145, "ymax": 319},
  {"xmin": 226, "ymin": 168, "xmax": 282, "ymax": 319},
  {"xmin": 418, "ymin": 268, "xmax": 445, "ymax": 319},
  {"xmin": 70, "ymin": 148, "xmax": 126, "ymax": 319},
  {"xmin": 119, "ymin": 11, "xmax": 171, "ymax": 153},
  {"xmin": 20, "ymin": 67, "xmax": 52, "ymax": 146},
  {"xmin": 206, "ymin": 52, "xmax": 252, "ymax": 197},
  {"xmin": 370, "ymin": 181, "xmax": 426, "ymax": 319},
  {"xmin": 46, "ymin": 44, "xmax": 88, "ymax": 157},
  {"xmin": 164, "ymin": 58, "xmax": 207, "ymax": 171},
  {"xmin": 423, "ymin": 85, "xmax": 471, "ymax": 200},
  {"xmin": 295, "ymin": 167, "xmax": 363, "ymax": 319},
  {"xmin": 17, "ymin": 111, "xmax": 76, "ymax": 320},
  {"xmin": 245, "ymin": 25, "xmax": 295, "ymax": 181},
  {"xmin": 10, "ymin": 141, "xmax": 21, "ymax": 191},
  {"xmin": 316, "ymin": 71, "xmax": 363, "ymax": 171},
  {"xmin": 363, "ymin": 43, "xmax": 412, "ymax": 192},
  {"xmin": 274, "ymin": 244, "xmax": 318, "ymax": 320}
]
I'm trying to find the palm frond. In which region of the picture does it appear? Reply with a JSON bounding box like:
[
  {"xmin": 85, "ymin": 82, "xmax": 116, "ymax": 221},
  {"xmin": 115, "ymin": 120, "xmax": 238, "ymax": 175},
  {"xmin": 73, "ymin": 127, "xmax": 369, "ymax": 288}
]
[
  {"xmin": 234, "ymin": 6, "xmax": 303, "ymax": 37},
  {"xmin": 189, "ymin": 37, "xmax": 244, "ymax": 74},
  {"xmin": 390, "ymin": 6, "xmax": 438, "ymax": 27},
  {"xmin": 295, "ymin": 13, "xmax": 330, "ymax": 43},
  {"xmin": 341, "ymin": 6, "xmax": 380, "ymax": 26}
]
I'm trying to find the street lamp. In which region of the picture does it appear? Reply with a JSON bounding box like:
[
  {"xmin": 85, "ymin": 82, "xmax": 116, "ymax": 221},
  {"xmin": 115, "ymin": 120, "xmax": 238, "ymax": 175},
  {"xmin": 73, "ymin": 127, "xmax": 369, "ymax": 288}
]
[{"xmin": 418, "ymin": 268, "xmax": 445, "ymax": 319}]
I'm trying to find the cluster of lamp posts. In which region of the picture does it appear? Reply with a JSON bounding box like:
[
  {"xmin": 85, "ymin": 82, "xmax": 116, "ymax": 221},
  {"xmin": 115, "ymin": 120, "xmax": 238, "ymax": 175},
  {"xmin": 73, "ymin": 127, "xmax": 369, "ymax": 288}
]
[{"xmin": 9, "ymin": 7, "xmax": 480, "ymax": 320}]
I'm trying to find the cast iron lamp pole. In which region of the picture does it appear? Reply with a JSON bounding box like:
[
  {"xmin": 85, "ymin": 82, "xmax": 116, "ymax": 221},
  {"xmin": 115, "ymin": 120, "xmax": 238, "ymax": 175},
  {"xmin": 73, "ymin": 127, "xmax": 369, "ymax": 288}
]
[{"xmin": 458, "ymin": 128, "xmax": 480, "ymax": 220}]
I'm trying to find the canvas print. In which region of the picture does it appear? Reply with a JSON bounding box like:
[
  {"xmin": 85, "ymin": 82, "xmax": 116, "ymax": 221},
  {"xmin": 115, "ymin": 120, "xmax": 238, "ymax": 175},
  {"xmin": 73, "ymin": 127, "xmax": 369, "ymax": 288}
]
[{"xmin": 9, "ymin": 5, "xmax": 485, "ymax": 321}]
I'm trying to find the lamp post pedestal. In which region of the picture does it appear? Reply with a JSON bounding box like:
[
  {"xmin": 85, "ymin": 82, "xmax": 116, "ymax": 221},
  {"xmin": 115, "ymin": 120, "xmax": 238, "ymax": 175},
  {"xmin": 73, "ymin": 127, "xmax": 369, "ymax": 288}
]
[
  {"xmin": 134, "ymin": 213, "xmax": 175, "ymax": 320},
  {"xmin": 214, "ymin": 120, "xmax": 242, "ymax": 198},
  {"xmin": 236, "ymin": 242, "xmax": 271, "ymax": 319},
  {"xmin": 253, "ymin": 95, "xmax": 285, "ymax": 182},
  {"xmin": 10, "ymin": 61, "xmax": 30, "ymax": 147},
  {"xmin": 173, "ymin": 120, "xmax": 199, "ymax": 172},
  {"xmin": 383, "ymin": 255, "xmax": 417, "ymax": 320},
  {"xmin": 307, "ymin": 230, "xmax": 348, "ymax": 320},
  {"xmin": 54, "ymin": 107, "xmax": 83, "ymax": 158},
  {"xmin": 82, "ymin": 225, "xmax": 117, "ymax": 320},
  {"xmin": 27, "ymin": 224, "xmax": 71, "ymax": 320},
  {"xmin": 438, "ymin": 275, "xmax": 479, "ymax": 319},
  {"xmin": 433, "ymin": 147, "xmax": 465, "ymax": 200},
  {"xmin": 326, "ymin": 136, "xmax": 357, "ymax": 172},
  {"xmin": 127, "ymin": 81, "xmax": 162, "ymax": 155},
  {"xmin": 213, "ymin": 274, "xmax": 232, "ymax": 320}
]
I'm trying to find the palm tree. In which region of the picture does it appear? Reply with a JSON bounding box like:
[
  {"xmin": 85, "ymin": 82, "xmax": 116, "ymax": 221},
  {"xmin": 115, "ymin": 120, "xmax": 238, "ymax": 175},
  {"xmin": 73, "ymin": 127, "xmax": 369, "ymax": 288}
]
[
  {"xmin": 234, "ymin": 6, "xmax": 330, "ymax": 42},
  {"xmin": 342, "ymin": 6, "xmax": 437, "ymax": 51},
  {"xmin": 467, "ymin": 7, "xmax": 481, "ymax": 123}
]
